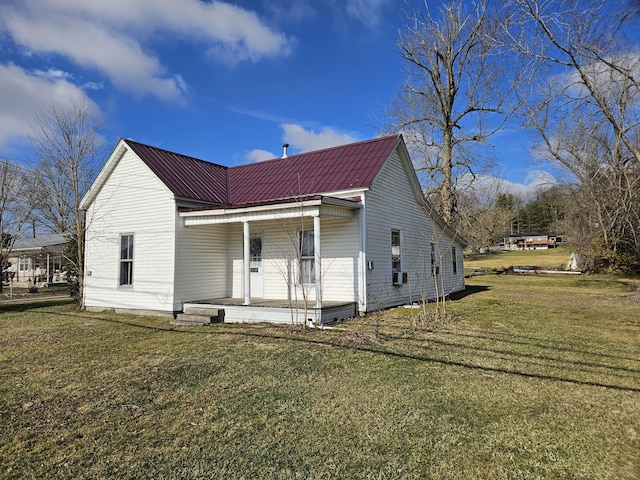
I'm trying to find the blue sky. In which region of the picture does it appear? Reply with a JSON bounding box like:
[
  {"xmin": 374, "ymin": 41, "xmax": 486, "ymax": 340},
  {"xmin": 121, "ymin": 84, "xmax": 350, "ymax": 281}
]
[{"xmin": 0, "ymin": 0, "xmax": 546, "ymax": 196}]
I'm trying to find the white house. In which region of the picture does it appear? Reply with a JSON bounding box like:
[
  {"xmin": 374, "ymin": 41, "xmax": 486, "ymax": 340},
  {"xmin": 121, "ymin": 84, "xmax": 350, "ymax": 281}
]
[
  {"xmin": 5, "ymin": 233, "xmax": 66, "ymax": 287},
  {"xmin": 503, "ymin": 233, "xmax": 557, "ymax": 250},
  {"xmin": 80, "ymin": 135, "xmax": 466, "ymax": 324}
]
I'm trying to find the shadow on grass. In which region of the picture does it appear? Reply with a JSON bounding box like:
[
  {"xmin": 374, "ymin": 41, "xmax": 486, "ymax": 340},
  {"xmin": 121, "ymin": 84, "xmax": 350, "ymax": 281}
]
[
  {"xmin": 448, "ymin": 285, "xmax": 490, "ymax": 300},
  {"xmin": 27, "ymin": 307, "xmax": 640, "ymax": 394},
  {"xmin": 0, "ymin": 298, "xmax": 75, "ymax": 312},
  {"xmin": 442, "ymin": 329, "xmax": 640, "ymax": 364},
  {"xmin": 400, "ymin": 334, "xmax": 640, "ymax": 376}
]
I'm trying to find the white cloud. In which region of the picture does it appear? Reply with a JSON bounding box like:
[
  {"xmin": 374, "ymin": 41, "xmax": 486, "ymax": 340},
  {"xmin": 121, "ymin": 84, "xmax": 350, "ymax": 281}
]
[
  {"xmin": 32, "ymin": 69, "xmax": 74, "ymax": 81},
  {"xmin": 264, "ymin": 1, "xmax": 316, "ymax": 24},
  {"xmin": 1, "ymin": 0, "xmax": 292, "ymax": 101},
  {"xmin": 82, "ymin": 81, "xmax": 104, "ymax": 91},
  {"xmin": 281, "ymin": 123, "xmax": 359, "ymax": 152},
  {"xmin": 245, "ymin": 149, "xmax": 276, "ymax": 162},
  {"xmin": 240, "ymin": 123, "xmax": 361, "ymax": 163},
  {"xmin": 550, "ymin": 49, "xmax": 640, "ymax": 103},
  {"xmin": 0, "ymin": 64, "xmax": 99, "ymax": 149},
  {"xmin": 459, "ymin": 171, "xmax": 558, "ymax": 201},
  {"xmin": 345, "ymin": 0, "xmax": 390, "ymax": 28}
]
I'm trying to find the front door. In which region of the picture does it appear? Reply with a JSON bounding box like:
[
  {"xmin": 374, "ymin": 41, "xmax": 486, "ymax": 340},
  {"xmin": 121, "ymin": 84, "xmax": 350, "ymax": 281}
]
[{"xmin": 250, "ymin": 233, "xmax": 263, "ymax": 298}]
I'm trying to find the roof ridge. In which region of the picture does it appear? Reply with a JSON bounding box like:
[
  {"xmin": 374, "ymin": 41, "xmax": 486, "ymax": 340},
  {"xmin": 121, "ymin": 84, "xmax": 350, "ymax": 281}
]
[
  {"xmin": 230, "ymin": 134, "xmax": 401, "ymax": 170},
  {"xmin": 124, "ymin": 139, "xmax": 228, "ymax": 170},
  {"xmin": 124, "ymin": 138, "xmax": 230, "ymax": 205}
]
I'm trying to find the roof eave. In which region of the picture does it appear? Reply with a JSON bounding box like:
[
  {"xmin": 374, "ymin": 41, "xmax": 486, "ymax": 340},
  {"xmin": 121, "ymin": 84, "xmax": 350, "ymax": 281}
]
[{"xmin": 80, "ymin": 139, "xmax": 129, "ymax": 210}]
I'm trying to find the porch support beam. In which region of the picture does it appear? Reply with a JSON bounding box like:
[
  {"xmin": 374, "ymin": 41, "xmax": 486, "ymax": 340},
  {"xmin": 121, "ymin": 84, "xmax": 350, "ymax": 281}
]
[
  {"xmin": 314, "ymin": 215, "xmax": 322, "ymax": 309},
  {"xmin": 243, "ymin": 220, "xmax": 251, "ymax": 305}
]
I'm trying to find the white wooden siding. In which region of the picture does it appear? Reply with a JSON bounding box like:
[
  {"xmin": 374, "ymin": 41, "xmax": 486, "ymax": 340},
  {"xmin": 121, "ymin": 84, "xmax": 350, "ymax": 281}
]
[
  {"xmin": 173, "ymin": 221, "xmax": 228, "ymax": 304},
  {"xmin": 364, "ymin": 149, "xmax": 464, "ymax": 310},
  {"xmin": 319, "ymin": 217, "xmax": 360, "ymax": 302},
  {"xmin": 83, "ymin": 149, "xmax": 178, "ymax": 312}
]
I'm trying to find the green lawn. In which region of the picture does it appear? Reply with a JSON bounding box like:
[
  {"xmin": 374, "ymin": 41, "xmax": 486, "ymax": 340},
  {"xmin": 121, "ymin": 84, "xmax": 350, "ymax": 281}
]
[
  {"xmin": 465, "ymin": 245, "xmax": 573, "ymax": 271},
  {"xmin": 1, "ymin": 274, "xmax": 639, "ymax": 479}
]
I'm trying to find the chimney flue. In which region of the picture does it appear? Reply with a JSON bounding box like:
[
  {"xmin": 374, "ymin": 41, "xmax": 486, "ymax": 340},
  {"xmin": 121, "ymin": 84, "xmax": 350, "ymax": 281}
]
[{"xmin": 282, "ymin": 143, "xmax": 289, "ymax": 159}]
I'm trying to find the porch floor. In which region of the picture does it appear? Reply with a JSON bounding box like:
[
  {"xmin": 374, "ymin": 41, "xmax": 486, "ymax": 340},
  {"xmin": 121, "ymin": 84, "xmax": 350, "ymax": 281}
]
[
  {"xmin": 184, "ymin": 298, "xmax": 358, "ymax": 325},
  {"xmin": 189, "ymin": 297, "xmax": 352, "ymax": 309}
]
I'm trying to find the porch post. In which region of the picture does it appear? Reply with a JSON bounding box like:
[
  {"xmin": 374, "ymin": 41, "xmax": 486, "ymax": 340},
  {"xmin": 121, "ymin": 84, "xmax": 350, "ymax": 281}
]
[
  {"xmin": 243, "ymin": 220, "xmax": 251, "ymax": 305},
  {"xmin": 314, "ymin": 215, "xmax": 322, "ymax": 309},
  {"xmin": 359, "ymin": 199, "xmax": 367, "ymax": 315}
]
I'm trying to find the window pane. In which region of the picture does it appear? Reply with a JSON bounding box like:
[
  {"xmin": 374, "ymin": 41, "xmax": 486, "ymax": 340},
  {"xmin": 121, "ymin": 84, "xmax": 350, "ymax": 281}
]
[
  {"xmin": 300, "ymin": 231, "xmax": 314, "ymax": 257},
  {"xmin": 300, "ymin": 258, "xmax": 315, "ymax": 284},
  {"xmin": 121, "ymin": 235, "xmax": 133, "ymax": 260},
  {"xmin": 120, "ymin": 261, "xmax": 132, "ymax": 285},
  {"xmin": 250, "ymin": 235, "xmax": 262, "ymax": 262},
  {"xmin": 391, "ymin": 231, "xmax": 400, "ymax": 247}
]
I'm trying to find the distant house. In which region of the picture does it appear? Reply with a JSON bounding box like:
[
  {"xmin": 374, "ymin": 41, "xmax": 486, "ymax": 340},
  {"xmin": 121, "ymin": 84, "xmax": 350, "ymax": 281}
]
[
  {"xmin": 80, "ymin": 135, "xmax": 466, "ymax": 324},
  {"xmin": 503, "ymin": 233, "xmax": 558, "ymax": 250},
  {"xmin": 5, "ymin": 233, "xmax": 66, "ymax": 286}
]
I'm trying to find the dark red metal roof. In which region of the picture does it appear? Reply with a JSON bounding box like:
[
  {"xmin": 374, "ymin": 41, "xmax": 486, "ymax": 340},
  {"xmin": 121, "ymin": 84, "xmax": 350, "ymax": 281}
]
[
  {"xmin": 124, "ymin": 135, "xmax": 401, "ymax": 206},
  {"xmin": 125, "ymin": 140, "xmax": 229, "ymax": 204},
  {"xmin": 228, "ymin": 135, "xmax": 400, "ymax": 204}
]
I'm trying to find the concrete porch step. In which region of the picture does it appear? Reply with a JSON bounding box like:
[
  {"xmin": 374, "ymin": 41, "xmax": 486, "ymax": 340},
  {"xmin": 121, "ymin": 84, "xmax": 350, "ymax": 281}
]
[
  {"xmin": 184, "ymin": 305, "xmax": 224, "ymax": 317},
  {"xmin": 171, "ymin": 313, "xmax": 221, "ymax": 326}
]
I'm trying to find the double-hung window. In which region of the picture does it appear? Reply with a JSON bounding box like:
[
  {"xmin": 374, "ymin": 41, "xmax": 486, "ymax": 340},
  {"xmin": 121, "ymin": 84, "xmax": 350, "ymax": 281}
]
[
  {"xmin": 19, "ymin": 257, "xmax": 30, "ymax": 271},
  {"xmin": 298, "ymin": 230, "xmax": 314, "ymax": 284},
  {"xmin": 452, "ymin": 246, "xmax": 458, "ymax": 275},
  {"xmin": 391, "ymin": 230, "xmax": 401, "ymax": 274},
  {"xmin": 431, "ymin": 242, "xmax": 437, "ymax": 275},
  {"xmin": 119, "ymin": 234, "xmax": 134, "ymax": 286}
]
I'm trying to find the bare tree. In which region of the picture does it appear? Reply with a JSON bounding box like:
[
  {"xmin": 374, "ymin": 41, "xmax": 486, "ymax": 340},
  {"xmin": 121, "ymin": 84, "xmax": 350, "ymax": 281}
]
[
  {"xmin": 456, "ymin": 179, "xmax": 523, "ymax": 251},
  {"xmin": 0, "ymin": 160, "xmax": 34, "ymax": 293},
  {"xmin": 381, "ymin": 0, "xmax": 521, "ymax": 224},
  {"xmin": 620, "ymin": 0, "xmax": 640, "ymax": 24},
  {"xmin": 29, "ymin": 97, "xmax": 104, "ymax": 300},
  {"xmin": 505, "ymin": 0, "xmax": 640, "ymax": 164},
  {"xmin": 505, "ymin": 0, "xmax": 640, "ymax": 271}
]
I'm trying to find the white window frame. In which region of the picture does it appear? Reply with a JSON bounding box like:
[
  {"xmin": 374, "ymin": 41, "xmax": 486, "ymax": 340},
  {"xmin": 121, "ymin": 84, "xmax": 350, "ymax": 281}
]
[
  {"xmin": 298, "ymin": 230, "xmax": 315, "ymax": 284},
  {"xmin": 431, "ymin": 242, "xmax": 437, "ymax": 275},
  {"xmin": 119, "ymin": 234, "xmax": 134, "ymax": 287},
  {"xmin": 391, "ymin": 229, "xmax": 401, "ymax": 275},
  {"xmin": 452, "ymin": 246, "xmax": 458, "ymax": 275},
  {"xmin": 19, "ymin": 257, "xmax": 31, "ymax": 271}
]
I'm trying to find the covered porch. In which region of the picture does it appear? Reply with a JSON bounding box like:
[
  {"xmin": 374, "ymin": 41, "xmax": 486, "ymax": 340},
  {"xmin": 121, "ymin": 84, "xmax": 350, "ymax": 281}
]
[{"xmin": 179, "ymin": 195, "xmax": 366, "ymax": 323}]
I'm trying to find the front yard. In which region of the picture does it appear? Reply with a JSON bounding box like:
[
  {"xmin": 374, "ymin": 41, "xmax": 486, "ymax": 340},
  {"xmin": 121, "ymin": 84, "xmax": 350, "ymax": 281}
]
[{"xmin": 1, "ymin": 273, "xmax": 638, "ymax": 479}]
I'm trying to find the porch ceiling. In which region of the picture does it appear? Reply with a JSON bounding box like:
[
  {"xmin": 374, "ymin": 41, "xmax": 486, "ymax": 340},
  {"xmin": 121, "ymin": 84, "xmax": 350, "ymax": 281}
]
[{"xmin": 180, "ymin": 196, "xmax": 360, "ymax": 226}]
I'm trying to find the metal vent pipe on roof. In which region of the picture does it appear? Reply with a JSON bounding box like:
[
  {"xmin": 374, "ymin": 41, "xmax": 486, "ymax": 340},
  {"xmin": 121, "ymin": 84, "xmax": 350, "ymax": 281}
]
[{"xmin": 282, "ymin": 143, "xmax": 289, "ymax": 159}]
